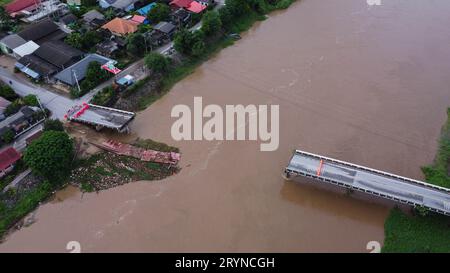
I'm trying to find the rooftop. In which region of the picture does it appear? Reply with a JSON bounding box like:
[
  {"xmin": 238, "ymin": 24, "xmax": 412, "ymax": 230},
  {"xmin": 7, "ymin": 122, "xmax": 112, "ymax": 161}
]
[
  {"xmin": 12, "ymin": 40, "xmax": 40, "ymax": 58},
  {"xmin": 170, "ymin": 0, "xmax": 193, "ymax": 8},
  {"xmin": 153, "ymin": 21, "xmax": 176, "ymax": 34},
  {"xmin": 5, "ymin": 0, "xmax": 40, "ymax": 14},
  {"xmin": 0, "ymin": 147, "xmax": 21, "ymax": 172},
  {"xmin": 54, "ymin": 53, "xmax": 113, "ymax": 86},
  {"xmin": 33, "ymin": 41, "xmax": 83, "ymax": 69},
  {"xmin": 101, "ymin": 17, "xmax": 139, "ymax": 36},
  {"xmin": 17, "ymin": 19, "xmax": 67, "ymax": 44},
  {"xmin": 0, "ymin": 34, "xmax": 27, "ymax": 50},
  {"xmin": 82, "ymin": 9, "xmax": 105, "ymax": 23}
]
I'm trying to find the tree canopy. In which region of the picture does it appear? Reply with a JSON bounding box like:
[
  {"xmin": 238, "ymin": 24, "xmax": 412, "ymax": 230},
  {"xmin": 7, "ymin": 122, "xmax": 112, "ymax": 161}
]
[
  {"xmin": 201, "ymin": 10, "xmax": 222, "ymax": 36},
  {"xmin": 24, "ymin": 131, "xmax": 74, "ymax": 183},
  {"xmin": 144, "ymin": 52, "xmax": 170, "ymax": 73},
  {"xmin": 127, "ymin": 33, "xmax": 146, "ymax": 56},
  {"xmin": 147, "ymin": 3, "xmax": 170, "ymax": 24},
  {"xmin": 174, "ymin": 29, "xmax": 205, "ymax": 56}
]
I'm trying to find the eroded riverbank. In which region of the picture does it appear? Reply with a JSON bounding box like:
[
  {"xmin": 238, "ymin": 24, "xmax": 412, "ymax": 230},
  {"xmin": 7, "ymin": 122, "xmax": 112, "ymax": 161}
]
[{"xmin": 1, "ymin": 0, "xmax": 450, "ymax": 252}]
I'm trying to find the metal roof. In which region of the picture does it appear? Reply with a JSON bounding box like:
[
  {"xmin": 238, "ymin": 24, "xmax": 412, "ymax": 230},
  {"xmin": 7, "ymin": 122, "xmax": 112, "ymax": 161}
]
[
  {"xmin": 54, "ymin": 54, "xmax": 113, "ymax": 86},
  {"xmin": 12, "ymin": 40, "xmax": 40, "ymax": 58},
  {"xmin": 0, "ymin": 34, "xmax": 27, "ymax": 50}
]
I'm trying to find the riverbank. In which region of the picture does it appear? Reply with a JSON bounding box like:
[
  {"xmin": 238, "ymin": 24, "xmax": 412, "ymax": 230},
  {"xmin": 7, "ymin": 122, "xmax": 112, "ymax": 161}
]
[
  {"xmin": 116, "ymin": 0, "xmax": 297, "ymax": 111},
  {"xmin": 383, "ymin": 108, "xmax": 450, "ymax": 253},
  {"xmin": 69, "ymin": 138, "xmax": 180, "ymax": 192}
]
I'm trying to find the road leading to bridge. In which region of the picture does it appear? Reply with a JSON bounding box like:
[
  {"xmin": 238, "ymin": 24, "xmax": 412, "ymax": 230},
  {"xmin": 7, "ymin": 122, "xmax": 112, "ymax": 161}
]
[{"xmin": 285, "ymin": 150, "xmax": 450, "ymax": 216}]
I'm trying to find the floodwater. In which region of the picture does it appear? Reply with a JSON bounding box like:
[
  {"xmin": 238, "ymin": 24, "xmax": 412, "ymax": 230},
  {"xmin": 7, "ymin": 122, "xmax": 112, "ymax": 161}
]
[{"xmin": 2, "ymin": 0, "xmax": 450, "ymax": 252}]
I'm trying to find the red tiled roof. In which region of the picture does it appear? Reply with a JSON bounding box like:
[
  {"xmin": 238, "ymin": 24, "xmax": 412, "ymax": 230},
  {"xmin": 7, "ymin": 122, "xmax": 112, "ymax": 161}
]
[
  {"xmin": 5, "ymin": 0, "xmax": 40, "ymax": 14},
  {"xmin": 186, "ymin": 1, "xmax": 206, "ymax": 13},
  {"xmin": 101, "ymin": 17, "xmax": 139, "ymax": 36},
  {"xmin": 130, "ymin": 15, "xmax": 146, "ymax": 24},
  {"xmin": 0, "ymin": 147, "xmax": 21, "ymax": 171},
  {"xmin": 170, "ymin": 0, "xmax": 193, "ymax": 8}
]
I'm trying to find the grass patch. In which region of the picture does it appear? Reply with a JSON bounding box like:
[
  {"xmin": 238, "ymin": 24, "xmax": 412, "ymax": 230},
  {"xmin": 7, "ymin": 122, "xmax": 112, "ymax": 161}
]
[
  {"xmin": 133, "ymin": 138, "xmax": 179, "ymax": 153},
  {"xmin": 421, "ymin": 108, "xmax": 450, "ymax": 189},
  {"xmin": 0, "ymin": 181, "xmax": 53, "ymax": 239},
  {"xmin": 383, "ymin": 208, "xmax": 450, "ymax": 253},
  {"xmin": 382, "ymin": 108, "xmax": 450, "ymax": 253}
]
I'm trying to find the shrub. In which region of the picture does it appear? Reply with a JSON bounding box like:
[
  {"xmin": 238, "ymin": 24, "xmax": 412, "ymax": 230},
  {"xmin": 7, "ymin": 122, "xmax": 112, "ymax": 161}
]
[
  {"xmin": 1, "ymin": 128, "xmax": 15, "ymax": 143},
  {"xmin": 23, "ymin": 94, "xmax": 39, "ymax": 107},
  {"xmin": 43, "ymin": 119, "xmax": 64, "ymax": 132},
  {"xmin": 147, "ymin": 3, "xmax": 170, "ymax": 24},
  {"xmin": 144, "ymin": 52, "xmax": 170, "ymax": 73},
  {"xmin": 0, "ymin": 84, "xmax": 18, "ymax": 101},
  {"xmin": 201, "ymin": 10, "xmax": 222, "ymax": 36}
]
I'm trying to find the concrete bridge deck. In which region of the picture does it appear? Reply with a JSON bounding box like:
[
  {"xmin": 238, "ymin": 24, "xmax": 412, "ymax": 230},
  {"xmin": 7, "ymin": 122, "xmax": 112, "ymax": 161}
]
[{"xmin": 284, "ymin": 150, "xmax": 450, "ymax": 216}]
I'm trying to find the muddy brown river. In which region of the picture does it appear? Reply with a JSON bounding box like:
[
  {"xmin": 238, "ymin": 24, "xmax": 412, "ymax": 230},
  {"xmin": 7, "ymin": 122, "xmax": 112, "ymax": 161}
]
[{"xmin": 2, "ymin": 0, "xmax": 450, "ymax": 252}]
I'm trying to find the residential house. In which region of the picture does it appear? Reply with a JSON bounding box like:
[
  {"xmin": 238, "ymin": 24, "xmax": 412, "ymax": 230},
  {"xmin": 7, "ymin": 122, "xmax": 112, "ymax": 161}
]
[
  {"xmin": 5, "ymin": 0, "xmax": 40, "ymax": 17},
  {"xmin": 153, "ymin": 21, "xmax": 176, "ymax": 38},
  {"xmin": 12, "ymin": 41, "xmax": 40, "ymax": 59},
  {"xmin": 96, "ymin": 40, "xmax": 119, "ymax": 57},
  {"xmin": 144, "ymin": 30, "xmax": 167, "ymax": 48},
  {"xmin": 33, "ymin": 41, "xmax": 83, "ymax": 70},
  {"xmin": 130, "ymin": 15, "xmax": 148, "ymax": 24},
  {"xmin": 0, "ymin": 34, "xmax": 27, "ymax": 56},
  {"xmin": 17, "ymin": 18, "xmax": 67, "ymax": 45},
  {"xmin": 99, "ymin": 0, "xmax": 139, "ymax": 11},
  {"xmin": 54, "ymin": 53, "xmax": 113, "ymax": 86},
  {"xmin": 19, "ymin": 0, "xmax": 68, "ymax": 23},
  {"xmin": 101, "ymin": 17, "xmax": 139, "ymax": 36},
  {"xmin": 169, "ymin": 0, "xmax": 192, "ymax": 9},
  {"xmin": 0, "ymin": 97, "xmax": 11, "ymax": 121},
  {"xmin": 186, "ymin": 1, "xmax": 206, "ymax": 13},
  {"xmin": 15, "ymin": 41, "xmax": 83, "ymax": 81},
  {"xmin": 0, "ymin": 147, "xmax": 21, "ymax": 178},
  {"xmin": 136, "ymin": 2, "xmax": 156, "ymax": 16},
  {"xmin": 170, "ymin": 8, "xmax": 191, "ymax": 27},
  {"xmin": 82, "ymin": 9, "xmax": 106, "ymax": 29},
  {"xmin": 0, "ymin": 106, "xmax": 38, "ymax": 137}
]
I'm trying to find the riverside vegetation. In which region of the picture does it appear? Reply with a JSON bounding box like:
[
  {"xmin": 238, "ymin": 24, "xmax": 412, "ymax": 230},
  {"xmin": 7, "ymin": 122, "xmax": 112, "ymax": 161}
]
[{"xmin": 383, "ymin": 108, "xmax": 450, "ymax": 253}]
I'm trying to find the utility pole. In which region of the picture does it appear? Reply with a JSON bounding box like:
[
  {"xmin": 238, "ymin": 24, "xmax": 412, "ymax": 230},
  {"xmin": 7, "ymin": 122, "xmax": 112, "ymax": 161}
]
[{"xmin": 72, "ymin": 69, "xmax": 81, "ymax": 94}]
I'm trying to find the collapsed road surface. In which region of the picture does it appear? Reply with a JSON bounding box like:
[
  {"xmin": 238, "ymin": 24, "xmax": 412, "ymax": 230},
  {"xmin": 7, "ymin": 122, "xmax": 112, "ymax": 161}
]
[{"xmin": 285, "ymin": 150, "xmax": 450, "ymax": 216}]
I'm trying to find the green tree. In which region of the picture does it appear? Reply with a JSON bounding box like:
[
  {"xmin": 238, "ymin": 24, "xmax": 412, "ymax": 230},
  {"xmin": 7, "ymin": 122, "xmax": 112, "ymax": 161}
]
[
  {"xmin": 144, "ymin": 52, "xmax": 170, "ymax": 73},
  {"xmin": 147, "ymin": 3, "xmax": 170, "ymax": 24},
  {"xmin": 173, "ymin": 28, "xmax": 192, "ymax": 55},
  {"xmin": 126, "ymin": 33, "xmax": 146, "ymax": 56},
  {"xmin": 0, "ymin": 84, "xmax": 18, "ymax": 101},
  {"xmin": 192, "ymin": 40, "xmax": 206, "ymax": 57},
  {"xmin": 24, "ymin": 131, "xmax": 74, "ymax": 183},
  {"xmin": 65, "ymin": 32, "xmax": 83, "ymax": 49},
  {"xmin": 0, "ymin": 7, "xmax": 13, "ymax": 31},
  {"xmin": 225, "ymin": 0, "xmax": 250, "ymax": 17},
  {"xmin": 81, "ymin": 31, "xmax": 101, "ymax": 50},
  {"xmin": 4, "ymin": 100, "xmax": 22, "ymax": 116},
  {"xmin": 104, "ymin": 8, "xmax": 116, "ymax": 20},
  {"xmin": 174, "ymin": 29, "xmax": 205, "ymax": 56},
  {"xmin": 218, "ymin": 7, "xmax": 232, "ymax": 29},
  {"xmin": 23, "ymin": 95, "xmax": 39, "ymax": 107},
  {"xmin": 201, "ymin": 10, "xmax": 222, "ymax": 36},
  {"xmin": 1, "ymin": 128, "xmax": 15, "ymax": 144},
  {"xmin": 43, "ymin": 119, "xmax": 64, "ymax": 132}
]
